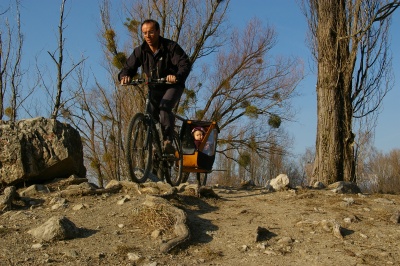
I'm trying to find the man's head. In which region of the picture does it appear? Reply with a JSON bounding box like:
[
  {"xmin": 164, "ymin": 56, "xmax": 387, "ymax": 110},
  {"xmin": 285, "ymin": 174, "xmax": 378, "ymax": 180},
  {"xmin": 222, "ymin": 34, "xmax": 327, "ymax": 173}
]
[{"xmin": 141, "ymin": 19, "xmax": 160, "ymax": 48}]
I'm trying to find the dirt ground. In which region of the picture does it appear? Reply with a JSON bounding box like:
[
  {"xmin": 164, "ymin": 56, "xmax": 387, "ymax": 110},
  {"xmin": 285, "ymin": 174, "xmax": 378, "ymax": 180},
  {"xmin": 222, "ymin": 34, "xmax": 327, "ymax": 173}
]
[{"xmin": 1, "ymin": 180, "xmax": 400, "ymax": 266}]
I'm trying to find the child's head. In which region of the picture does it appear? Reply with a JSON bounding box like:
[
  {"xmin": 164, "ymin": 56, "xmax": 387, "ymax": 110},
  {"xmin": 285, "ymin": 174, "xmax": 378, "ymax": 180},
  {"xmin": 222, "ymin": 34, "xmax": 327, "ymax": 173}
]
[{"xmin": 192, "ymin": 127, "xmax": 205, "ymax": 141}]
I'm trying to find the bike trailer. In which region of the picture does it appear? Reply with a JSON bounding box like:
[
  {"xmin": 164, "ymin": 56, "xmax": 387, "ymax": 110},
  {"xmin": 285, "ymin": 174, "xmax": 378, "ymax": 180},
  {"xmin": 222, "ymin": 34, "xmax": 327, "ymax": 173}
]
[{"xmin": 179, "ymin": 120, "xmax": 220, "ymax": 173}]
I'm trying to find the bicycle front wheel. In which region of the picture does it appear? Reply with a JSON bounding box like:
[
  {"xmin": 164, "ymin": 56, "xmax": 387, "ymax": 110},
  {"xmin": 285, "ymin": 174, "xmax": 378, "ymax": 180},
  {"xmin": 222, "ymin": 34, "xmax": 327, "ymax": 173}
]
[
  {"xmin": 126, "ymin": 113, "xmax": 152, "ymax": 183},
  {"xmin": 164, "ymin": 134, "xmax": 183, "ymax": 186}
]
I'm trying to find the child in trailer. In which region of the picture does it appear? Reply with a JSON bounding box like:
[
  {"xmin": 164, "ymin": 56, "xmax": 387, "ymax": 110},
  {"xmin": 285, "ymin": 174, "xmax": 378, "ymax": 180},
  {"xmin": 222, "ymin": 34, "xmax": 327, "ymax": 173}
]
[
  {"xmin": 192, "ymin": 126, "xmax": 214, "ymax": 155},
  {"xmin": 191, "ymin": 127, "xmax": 206, "ymax": 149}
]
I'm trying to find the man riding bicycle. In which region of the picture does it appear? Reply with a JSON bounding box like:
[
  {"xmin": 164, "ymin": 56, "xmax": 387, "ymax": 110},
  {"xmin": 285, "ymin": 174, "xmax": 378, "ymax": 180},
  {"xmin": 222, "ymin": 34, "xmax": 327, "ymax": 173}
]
[{"xmin": 119, "ymin": 19, "xmax": 192, "ymax": 154}]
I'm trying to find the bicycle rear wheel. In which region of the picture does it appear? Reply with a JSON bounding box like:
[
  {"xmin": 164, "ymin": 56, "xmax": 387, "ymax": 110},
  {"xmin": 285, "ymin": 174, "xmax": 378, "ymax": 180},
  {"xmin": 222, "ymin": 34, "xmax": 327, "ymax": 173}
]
[
  {"xmin": 126, "ymin": 113, "xmax": 152, "ymax": 183},
  {"xmin": 164, "ymin": 134, "xmax": 183, "ymax": 186}
]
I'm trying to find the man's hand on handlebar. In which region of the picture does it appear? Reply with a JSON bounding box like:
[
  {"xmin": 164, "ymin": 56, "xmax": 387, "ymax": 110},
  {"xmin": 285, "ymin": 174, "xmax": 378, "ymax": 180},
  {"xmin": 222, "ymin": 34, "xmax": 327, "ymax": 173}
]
[
  {"xmin": 120, "ymin": 76, "xmax": 131, "ymax": 85},
  {"xmin": 120, "ymin": 75, "xmax": 178, "ymax": 86},
  {"xmin": 166, "ymin": 75, "xmax": 177, "ymax": 83}
]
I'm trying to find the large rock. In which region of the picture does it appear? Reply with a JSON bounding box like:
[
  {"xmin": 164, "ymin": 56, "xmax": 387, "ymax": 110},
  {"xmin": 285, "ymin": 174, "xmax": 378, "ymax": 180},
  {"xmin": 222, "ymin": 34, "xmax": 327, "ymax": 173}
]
[
  {"xmin": 268, "ymin": 174, "xmax": 290, "ymax": 191},
  {"xmin": 0, "ymin": 117, "xmax": 86, "ymax": 186},
  {"xmin": 328, "ymin": 181, "xmax": 361, "ymax": 194},
  {"xmin": 27, "ymin": 216, "xmax": 81, "ymax": 241}
]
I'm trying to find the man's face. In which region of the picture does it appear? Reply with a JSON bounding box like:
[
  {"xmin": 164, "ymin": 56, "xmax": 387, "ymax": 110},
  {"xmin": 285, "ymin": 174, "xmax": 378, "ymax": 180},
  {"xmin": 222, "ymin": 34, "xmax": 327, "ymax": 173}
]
[{"xmin": 142, "ymin": 22, "xmax": 160, "ymax": 47}]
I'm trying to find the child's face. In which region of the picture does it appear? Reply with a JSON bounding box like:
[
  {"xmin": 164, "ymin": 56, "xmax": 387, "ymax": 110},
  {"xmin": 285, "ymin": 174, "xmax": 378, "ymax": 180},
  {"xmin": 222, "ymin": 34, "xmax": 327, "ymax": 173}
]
[{"xmin": 193, "ymin": 130, "xmax": 204, "ymax": 141}]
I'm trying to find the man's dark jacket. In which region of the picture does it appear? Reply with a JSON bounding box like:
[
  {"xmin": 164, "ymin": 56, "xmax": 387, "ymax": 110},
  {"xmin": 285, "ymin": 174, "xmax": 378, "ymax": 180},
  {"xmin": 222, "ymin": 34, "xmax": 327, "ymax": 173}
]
[{"xmin": 118, "ymin": 36, "xmax": 191, "ymax": 86}]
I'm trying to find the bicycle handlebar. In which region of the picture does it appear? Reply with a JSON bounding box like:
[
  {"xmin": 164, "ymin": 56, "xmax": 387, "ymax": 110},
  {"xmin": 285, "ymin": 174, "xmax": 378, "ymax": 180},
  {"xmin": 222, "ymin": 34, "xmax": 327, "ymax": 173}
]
[{"xmin": 124, "ymin": 78, "xmax": 177, "ymax": 86}]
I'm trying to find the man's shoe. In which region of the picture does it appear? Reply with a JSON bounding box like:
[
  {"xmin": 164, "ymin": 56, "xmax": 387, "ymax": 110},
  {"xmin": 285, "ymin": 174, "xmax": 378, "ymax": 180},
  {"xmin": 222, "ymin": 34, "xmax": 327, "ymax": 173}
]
[{"xmin": 163, "ymin": 140, "xmax": 176, "ymax": 154}]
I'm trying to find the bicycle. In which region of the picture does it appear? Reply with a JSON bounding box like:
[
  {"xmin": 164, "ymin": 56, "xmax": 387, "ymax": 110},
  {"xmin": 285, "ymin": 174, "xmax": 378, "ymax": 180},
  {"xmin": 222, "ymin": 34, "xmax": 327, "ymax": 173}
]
[{"xmin": 125, "ymin": 78, "xmax": 184, "ymax": 186}]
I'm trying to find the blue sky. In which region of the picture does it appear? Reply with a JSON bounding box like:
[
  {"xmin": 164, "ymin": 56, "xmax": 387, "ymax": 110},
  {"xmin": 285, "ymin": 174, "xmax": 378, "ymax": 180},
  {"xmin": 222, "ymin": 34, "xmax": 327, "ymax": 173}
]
[{"xmin": 1, "ymin": 0, "xmax": 399, "ymax": 156}]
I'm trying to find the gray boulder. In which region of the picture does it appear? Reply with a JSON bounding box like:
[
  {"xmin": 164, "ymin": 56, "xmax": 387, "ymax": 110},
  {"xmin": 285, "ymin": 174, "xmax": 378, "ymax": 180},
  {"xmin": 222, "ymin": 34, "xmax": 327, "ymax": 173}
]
[
  {"xmin": 28, "ymin": 216, "xmax": 81, "ymax": 241},
  {"xmin": 0, "ymin": 117, "xmax": 86, "ymax": 186},
  {"xmin": 328, "ymin": 181, "xmax": 361, "ymax": 194}
]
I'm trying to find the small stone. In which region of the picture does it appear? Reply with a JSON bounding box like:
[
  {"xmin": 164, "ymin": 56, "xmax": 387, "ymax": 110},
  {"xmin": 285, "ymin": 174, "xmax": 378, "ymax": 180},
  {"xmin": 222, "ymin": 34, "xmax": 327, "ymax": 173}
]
[
  {"xmin": 29, "ymin": 200, "xmax": 40, "ymax": 206},
  {"xmin": 313, "ymin": 181, "xmax": 325, "ymax": 189},
  {"xmin": 341, "ymin": 197, "xmax": 355, "ymax": 207},
  {"xmin": 332, "ymin": 223, "xmax": 343, "ymax": 239},
  {"xmin": 151, "ymin": 229, "xmax": 161, "ymax": 239},
  {"xmin": 51, "ymin": 203, "xmax": 67, "ymax": 210},
  {"xmin": 140, "ymin": 187, "xmax": 160, "ymax": 194},
  {"xmin": 72, "ymin": 203, "xmax": 89, "ymax": 210},
  {"xmin": 63, "ymin": 249, "xmax": 79, "ymax": 258},
  {"xmin": 66, "ymin": 182, "xmax": 94, "ymax": 191},
  {"xmin": 256, "ymin": 243, "xmax": 267, "ymax": 249},
  {"xmin": 105, "ymin": 180, "xmax": 122, "ymax": 190},
  {"xmin": 127, "ymin": 252, "xmax": 142, "ymax": 262},
  {"xmin": 49, "ymin": 197, "xmax": 67, "ymax": 205},
  {"xmin": 319, "ymin": 220, "xmax": 331, "ymax": 232},
  {"xmin": 19, "ymin": 185, "xmax": 50, "ymax": 197},
  {"xmin": 264, "ymin": 250, "xmax": 277, "ymax": 256},
  {"xmin": 343, "ymin": 197, "xmax": 355, "ymax": 204},
  {"xmin": 343, "ymin": 217, "xmax": 352, "ymax": 223},
  {"xmin": 117, "ymin": 196, "xmax": 130, "ymax": 205},
  {"xmin": 277, "ymin": 236, "xmax": 293, "ymax": 245},
  {"xmin": 344, "ymin": 214, "xmax": 360, "ymax": 223},
  {"xmin": 31, "ymin": 243, "xmax": 43, "ymax": 249}
]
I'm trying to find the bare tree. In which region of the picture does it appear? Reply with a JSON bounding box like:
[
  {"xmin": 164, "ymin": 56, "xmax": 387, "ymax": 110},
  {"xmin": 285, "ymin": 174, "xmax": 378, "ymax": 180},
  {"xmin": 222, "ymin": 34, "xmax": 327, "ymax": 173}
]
[
  {"xmin": 8, "ymin": 0, "xmax": 23, "ymax": 121},
  {"xmin": 353, "ymin": 112, "xmax": 377, "ymax": 180},
  {"xmin": 0, "ymin": 19, "xmax": 8, "ymax": 119},
  {"xmin": 299, "ymin": 146, "xmax": 315, "ymax": 186},
  {"xmin": 302, "ymin": 0, "xmax": 399, "ymax": 184},
  {"xmin": 0, "ymin": 0, "xmax": 24, "ymax": 121},
  {"xmin": 44, "ymin": 0, "xmax": 86, "ymax": 119},
  {"xmin": 363, "ymin": 149, "xmax": 400, "ymax": 193},
  {"xmin": 65, "ymin": 62, "xmax": 105, "ymax": 187}
]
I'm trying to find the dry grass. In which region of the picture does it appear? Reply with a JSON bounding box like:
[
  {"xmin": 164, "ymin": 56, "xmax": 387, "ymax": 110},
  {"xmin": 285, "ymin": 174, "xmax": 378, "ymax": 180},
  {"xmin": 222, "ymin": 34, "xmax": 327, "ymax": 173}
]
[{"xmin": 132, "ymin": 205, "xmax": 176, "ymax": 236}]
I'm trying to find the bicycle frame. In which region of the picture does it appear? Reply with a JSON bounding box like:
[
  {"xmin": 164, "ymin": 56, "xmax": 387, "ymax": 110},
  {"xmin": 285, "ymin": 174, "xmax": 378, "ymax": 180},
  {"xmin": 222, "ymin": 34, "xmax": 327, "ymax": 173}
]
[{"xmin": 125, "ymin": 79, "xmax": 183, "ymax": 185}]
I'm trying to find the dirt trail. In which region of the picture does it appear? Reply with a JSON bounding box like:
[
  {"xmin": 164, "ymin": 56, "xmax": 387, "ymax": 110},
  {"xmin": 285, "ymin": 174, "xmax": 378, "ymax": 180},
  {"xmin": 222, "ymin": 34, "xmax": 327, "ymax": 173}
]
[
  {"xmin": 1, "ymin": 184, "xmax": 400, "ymax": 265},
  {"xmin": 182, "ymin": 187, "xmax": 400, "ymax": 266}
]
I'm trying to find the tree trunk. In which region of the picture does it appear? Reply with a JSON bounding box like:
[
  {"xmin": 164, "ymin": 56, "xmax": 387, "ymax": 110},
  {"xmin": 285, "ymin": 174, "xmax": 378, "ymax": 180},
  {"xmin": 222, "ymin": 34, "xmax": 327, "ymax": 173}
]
[{"xmin": 312, "ymin": 0, "xmax": 355, "ymax": 184}]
